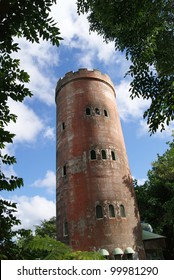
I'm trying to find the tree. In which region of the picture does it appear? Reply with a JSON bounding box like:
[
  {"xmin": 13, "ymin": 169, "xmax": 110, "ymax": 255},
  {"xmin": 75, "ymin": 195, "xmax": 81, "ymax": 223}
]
[
  {"xmin": 23, "ymin": 235, "xmax": 104, "ymax": 260},
  {"xmin": 16, "ymin": 217, "xmax": 104, "ymax": 260},
  {"xmin": 135, "ymin": 136, "xmax": 174, "ymax": 259},
  {"xmin": 0, "ymin": 0, "xmax": 62, "ymax": 259},
  {"xmin": 77, "ymin": 0, "xmax": 174, "ymax": 133},
  {"xmin": 22, "ymin": 235, "xmax": 72, "ymax": 260},
  {"xmin": 0, "ymin": 200, "xmax": 21, "ymax": 259},
  {"xmin": 35, "ymin": 216, "xmax": 57, "ymax": 239}
]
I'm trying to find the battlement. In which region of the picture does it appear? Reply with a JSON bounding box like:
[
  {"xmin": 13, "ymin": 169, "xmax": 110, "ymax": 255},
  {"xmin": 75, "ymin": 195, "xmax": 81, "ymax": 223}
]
[{"xmin": 55, "ymin": 68, "xmax": 116, "ymax": 100}]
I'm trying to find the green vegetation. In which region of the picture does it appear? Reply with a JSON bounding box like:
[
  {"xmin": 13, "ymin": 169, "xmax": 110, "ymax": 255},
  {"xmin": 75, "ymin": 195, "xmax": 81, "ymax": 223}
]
[{"xmin": 4, "ymin": 217, "xmax": 104, "ymax": 260}]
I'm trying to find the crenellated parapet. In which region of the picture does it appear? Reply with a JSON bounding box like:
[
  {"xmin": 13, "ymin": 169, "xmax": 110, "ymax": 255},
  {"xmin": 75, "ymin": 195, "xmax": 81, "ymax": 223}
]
[{"xmin": 55, "ymin": 68, "xmax": 116, "ymax": 100}]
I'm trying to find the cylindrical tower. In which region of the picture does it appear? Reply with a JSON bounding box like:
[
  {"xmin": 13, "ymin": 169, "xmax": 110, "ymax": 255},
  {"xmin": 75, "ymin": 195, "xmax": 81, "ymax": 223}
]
[{"xmin": 55, "ymin": 69, "xmax": 145, "ymax": 259}]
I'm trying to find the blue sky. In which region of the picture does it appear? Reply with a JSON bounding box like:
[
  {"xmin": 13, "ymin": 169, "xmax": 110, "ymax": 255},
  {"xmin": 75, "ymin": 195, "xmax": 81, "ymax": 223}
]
[{"xmin": 1, "ymin": 0, "xmax": 174, "ymax": 230}]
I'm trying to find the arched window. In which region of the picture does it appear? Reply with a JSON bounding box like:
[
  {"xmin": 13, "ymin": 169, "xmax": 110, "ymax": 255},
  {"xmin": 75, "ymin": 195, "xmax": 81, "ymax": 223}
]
[
  {"xmin": 86, "ymin": 107, "xmax": 91, "ymax": 115},
  {"xmin": 96, "ymin": 205, "xmax": 103, "ymax": 219},
  {"xmin": 95, "ymin": 108, "xmax": 100, "ymax": 115},
  {"xmin": 109, "ymin": 204, "xmax": 115, "ymax": 218},
  {"xmin": 101, "ymin": 149, "xmax": 107, "ymax": 159},
  {"xmin": 90, "ymin": 150, "xmax": 96, "ymax": 160},
  {"xmin": 111, "ymin": 151, "xmax": 116, "ymax": 160},
  {"xmin": 120, "ymin": 204, "xmax": 126, "ymax": 217},
  {"xmin": 104, "ymin": 109, "xmax": 108, "ymax": 117}
]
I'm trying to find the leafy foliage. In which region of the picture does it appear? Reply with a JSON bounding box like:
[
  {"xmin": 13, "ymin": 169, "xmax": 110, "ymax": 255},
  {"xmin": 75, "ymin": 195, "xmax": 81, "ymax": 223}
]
[
  {"xmin": 0, "ymin": 0, "xmax": 62, "ymax": 52},
  {"xmin": 16, "ymin": 217, "xmax": 104, "ymax": 260},
  {"xmin": 69, "ymin": 251, "xmax": 104, "ymax": 260},
  {"xmin": 0, "ymin": 0, "xmax": 62, "ymax": 259},
  {"xmin": 35, "ymin": 216, "xmax": 57, "ymax": 239},
  {"xmin": 135, "ymin": 136, "xmax": 174, "ymax": 259},
  {"xmin": 0, "ymin": 200, "xmax": 21, "ymax": 259},
  {"xmin": 24, "ymin": 235, "xmax": 104, "ymax": 260},
  {"xmin": 24, "ymin": 235, "xmax": 72, "ymax": 260},
  {"xmin": 77, "ymin": 0, "xmax": 174, "ymax": 133}
]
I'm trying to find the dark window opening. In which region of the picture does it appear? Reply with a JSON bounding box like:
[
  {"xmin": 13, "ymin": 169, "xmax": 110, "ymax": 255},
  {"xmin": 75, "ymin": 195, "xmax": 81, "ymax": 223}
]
[
  {"xmin": 90, "ymin": 150, "xmax": 96, "ymax": 160},
  {"xmin": 86, "ymin": 107, "xmax": 91, "ymax": 115},
  {"xmin": 114, "ymin": 255, "xmax": 122, "ymax": 260},
  {"xmin": 63, "ymin": 165, "xmax": 66, "ymax": 176},
  {"xmin": 95, "ymin": 108, "xmax": 100, "ymax": 115},
  {"xmin": 101, "ymin": 149, "xmax": 107, "ymax": 159},
  {"xmin": 63, "ymin": 221, "xmax": 68, "ymax": 236},
  {"xmin": 96, "ymin": 205, "xmax": 103, "ymax": 219},
  {"xmin": 109, "ymin": 204, "xmax": 115, "ymax": 217},
  {"xmin": 111, "ymin": 151, "xmax": 116, "ymax": 160},
  {"xmin": 104, "ymin": 109, "xmax": 108, "ymax": 117},
  {"xmin": 126, "ymin": 253, "xmax": 133, "ymax": 260},
  {"xmin": 120, "ymin": 204, "xmax": 126, "ymax": 217},
  {"xmin": 62, "ymin": 122, "xmax": 65, "ymax": 130}
]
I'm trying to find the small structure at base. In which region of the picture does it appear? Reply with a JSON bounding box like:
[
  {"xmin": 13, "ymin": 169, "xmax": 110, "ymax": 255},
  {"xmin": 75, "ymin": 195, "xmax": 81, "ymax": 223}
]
[{"xmin": 142, "ymin": 230, "xmax": 166, "ymax": 260}]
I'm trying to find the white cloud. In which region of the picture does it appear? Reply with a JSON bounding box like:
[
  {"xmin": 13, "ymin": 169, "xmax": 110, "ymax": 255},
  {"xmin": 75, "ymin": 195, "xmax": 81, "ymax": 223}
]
[
  {"xmin": 5, "ymin": 99, "xmax": 55, "ymax": 148},
  {"xmin": 43, "ymin": 126, "xmax": 55, "ymax": 140},
  {"xmin": 52, "ymin": 0, "xmax": 128, "ymax": 71},
  {"xmin": 7, "ymin": 99, "xmax": 44, "ymax": 144},
  {"xmin": 11, "ymin": 195, "xmax": 56, "ymax": 230},
  {"xmin": 32, "ymin": 170, "xmax": 56, "ymax": 194},
  {"xmin": 132, "ymin": 176, "xmax": 147, "ymax": 186},
  {"xmin": 116, "ymin": 80, "xmax": 174, "ymax": 137},
  {"xmin": 137, "ymin": 178, "xmax": 147, "ymax": 186},
  {"xmin": 76, "ymin": 49, "xmax": 96, "ymax": 69},
  {"xmin": 16, "ymin": 38, "xmax": 59, "ymax": 68},
  {"xmin": 51, "ymin": 0, "xmax": 77, "ymax": 42},
  {"xmin": 116, "ymin": 80, "xmax": 150, "ymax": 121},
  {"xmin": 13, "ymin": 38, "xmax": 58, "ymax": 105}
]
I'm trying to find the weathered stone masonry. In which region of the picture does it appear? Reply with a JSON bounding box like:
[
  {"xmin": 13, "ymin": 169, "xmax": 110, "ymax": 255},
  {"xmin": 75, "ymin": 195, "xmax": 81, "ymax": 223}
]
[{"xmin": 55, "ymin": 69, "xmax": 145, "ymax": 259}]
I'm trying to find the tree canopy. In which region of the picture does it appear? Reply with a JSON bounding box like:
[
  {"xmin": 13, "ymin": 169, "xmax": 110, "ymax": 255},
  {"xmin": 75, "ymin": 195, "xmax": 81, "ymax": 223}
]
[
  {"xmin": 77, "ymin": 0, "xmax": 174, "ymax": 133},
  {"xmin": 35, "ymin": 216, "xmax": 57, "ymax": 239},
  {"xmin": 135, "ymin": 136, "xmax": 174, "ymax": 259},
  {"xmin": 0, "ymin": 0, "xmax": 62, "ymax": 259}
]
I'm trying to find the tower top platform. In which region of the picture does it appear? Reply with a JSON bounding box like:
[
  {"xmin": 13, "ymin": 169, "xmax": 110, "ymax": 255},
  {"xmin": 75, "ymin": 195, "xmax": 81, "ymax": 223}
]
[{"xmin": 55, "ymin": 68, "xmax": 116, "ymax": 100}]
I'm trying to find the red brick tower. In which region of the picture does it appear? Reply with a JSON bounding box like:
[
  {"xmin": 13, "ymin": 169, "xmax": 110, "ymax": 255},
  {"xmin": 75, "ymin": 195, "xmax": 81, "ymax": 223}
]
[{"xmin": 55, "ymin": 69, "xmax": 145, "ymax": 259}]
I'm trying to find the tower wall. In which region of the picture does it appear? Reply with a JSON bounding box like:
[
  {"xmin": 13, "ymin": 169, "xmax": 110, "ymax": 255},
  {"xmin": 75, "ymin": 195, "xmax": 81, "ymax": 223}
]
[{"xmin": 55, "ymin": 69, "xmax": 145, "ymax": 259}]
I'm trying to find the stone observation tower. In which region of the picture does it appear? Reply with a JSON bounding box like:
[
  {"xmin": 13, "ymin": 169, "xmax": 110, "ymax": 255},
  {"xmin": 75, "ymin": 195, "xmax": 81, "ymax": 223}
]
[{"xmin": 55, "ymin": 69, "xmax": 145, "ymax": 259}]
